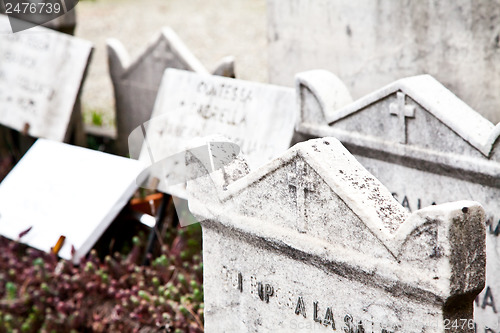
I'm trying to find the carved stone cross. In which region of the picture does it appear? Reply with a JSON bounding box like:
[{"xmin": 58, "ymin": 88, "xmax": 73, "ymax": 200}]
[
  {"xmin": 288, "ymin": 160, "xmax": 315, "ymax": 233},
  {"xmin": 389, "ymin": 92, "xmax": 415, "ymax": 144}
]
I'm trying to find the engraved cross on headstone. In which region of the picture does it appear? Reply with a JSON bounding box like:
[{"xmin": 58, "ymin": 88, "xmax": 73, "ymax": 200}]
[
  {"xmin": 389, "ymin": 92, "xmax": 415, "ymax": 144},
  {"xmin": 287, "ymin": 160, "xmax": 315, "ymax": 233}
]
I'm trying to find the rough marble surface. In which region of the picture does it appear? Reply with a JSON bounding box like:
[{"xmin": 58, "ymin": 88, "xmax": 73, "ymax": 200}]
[
  {"xmin": 295, "ymin": 71, "xmax": 500, "ymax": 331},
  {"xmin": 187, "ymin": 137, "xmax": 486, "ymax": 332}
]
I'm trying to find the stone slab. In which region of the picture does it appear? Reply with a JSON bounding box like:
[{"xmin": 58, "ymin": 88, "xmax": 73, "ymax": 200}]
[
  {"xmin": 0, "ymin": 14, "xmax": 92, "ymax": 142},
  {"xmin": 134, "ymin": 68, "xmax": 295, "ymax": 198},
  {"xmin": 0, "ymin": 139, "xmax": 146, "ymax": 263},
  {"xmin": 107, "ymin": 28, "xmax": 235, "ymax": 155},
  {"xmin": 267, "ymin": 0, "xmax": 500, "ymax": 123},
  {"xmin": 187, "ymin": 137, "xmax": 486, "ymax": 333},
  {"xmin": 295, "ymin": 70, "xmax": 500, "ymax": 332}
]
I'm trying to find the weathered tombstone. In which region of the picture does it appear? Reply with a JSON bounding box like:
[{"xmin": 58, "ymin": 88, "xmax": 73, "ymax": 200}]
[
  {"xmin": 0, "ymin": 14, "xmax": 92, "ymax": 147},
  {"xmin": 0, "ymin": 139, "xmax": 146, "ymax": 264},
  {"xmin": 131, "ymin": 68, "xmax": 295, "ymax": 198},
  {"xmin": 186, "ymin": 137, "xmax": 486, "ymax": 332},
  {"xmin": 295, "ymin": 70, "xmax": 500, "ymax": 331},
  {"xmin": 267, "ymin": 0, "xmax": 500, "ymax": 123},
  {"xmin": 107, "ymin": 28, "xmax": 235, "ymax": 156}
]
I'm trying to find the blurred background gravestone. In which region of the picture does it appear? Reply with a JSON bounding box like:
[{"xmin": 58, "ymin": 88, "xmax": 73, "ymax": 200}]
[
  {"xmin": 0, "ymin": 14, "xmax": 92, "ymax": 169},
  {"xmin": 268, "ymin": 0, "xmax": 500, "ymax": 124},
  {"xmin": 133, "ymin": 69, "xmax": 295, "ymax": 198},
  {"xmin": 76, "ymin": 0, "xmax": 267, "ymax": 153},
  {"xmin": 107, "ymin": 28, "xmax": 235, "ymax": 156}
]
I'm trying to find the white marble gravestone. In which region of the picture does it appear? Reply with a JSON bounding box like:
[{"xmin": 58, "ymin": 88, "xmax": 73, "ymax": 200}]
[
  {"xmin": 0, "ymin": 139, "xmax": 146, "ymax": 263},
  {"xmin": 268, "ymin": 0, "xmax": 500, "ymax": 123},
  {"xmin": 3, "ymin": 0, "xmax": 77, "ymax": 34},
  {"xmin": 187, "ymin": 137, "xmax": 486, "ymax": 333},
  {"xmin": 107, "ymin": 28, "xmax": 235, "ymax": 156},
  {"xmin": 133, "ymin": 68, "xmax": 295, "ymax": 198},
  {"xmin": 0, "ymin": 14, "xmax": 92, "ymax": 142},
  {"xmin": 295, "ymin": 71, "xmax": 500, "ymax": 332}
]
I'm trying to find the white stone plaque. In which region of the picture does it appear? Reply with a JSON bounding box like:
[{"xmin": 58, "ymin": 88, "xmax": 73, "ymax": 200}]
[
  {"xmin": 0, "ymin": 139, "xmax": 146, "ymax": 263},
  {"xmin": 0, "ymin": 14, "xmax": 93, "ymax": 141},
  {"xmin": 107, "ymin": 27, "xmax": 226, "ymax": 156},
  {"xmin": 135, "ymin": 68, "xmax": 295, "ymax": 198}
]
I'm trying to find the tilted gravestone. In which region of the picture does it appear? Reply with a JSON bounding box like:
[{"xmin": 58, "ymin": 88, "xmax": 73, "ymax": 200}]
[
  {"xmin": 267, "ymin": 0, "xmax": 500, "ymax": 124},
  {"xmin": 107, "ymin": 28, "xmax": 235, "ymax": 156},
  {"xmin": 0, "ymin": 139, "xmax": 146, "ymax": 264},
  {"xmin": 131, "ymin": 68, "xmax": 295, "ymax": 198},
  {"xmin": 186, "ymin": 137, "xmax": 486, "ymax": 332},
  {"xmin": 295, "ymin": 70, "xmax": 500, "ymax": 332},
  {"xmin": 0, "ymin": 14, "xmax": 92, "ymax": 145}
]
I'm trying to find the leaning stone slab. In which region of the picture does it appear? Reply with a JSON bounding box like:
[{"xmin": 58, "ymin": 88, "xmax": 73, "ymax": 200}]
[
  {"xmin": 295, "ymin": 70, "xmax": 500, "ymax": 331},
  {"xmin": 107, "ymin": 28, "xmax": 235, "ymax": 156},
  {"xmin": 132, "ymin": 68, "xmax": 295, "ymax": 198},
  {"xmin": 0, "ymin": 139, "xmax": 146, "ymax": 264},
  {"xmin": 0, "ymin": 14, "xmax": 92, "ymax": 142},
  {"xmin": 187, "ymin": 137, "xmax": 486, "ymax": 333}
]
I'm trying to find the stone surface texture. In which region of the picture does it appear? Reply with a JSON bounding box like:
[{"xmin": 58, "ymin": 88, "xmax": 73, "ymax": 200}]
[
  {"xmin": 0, "ymin": 14, "xmax": 93, "ymax": 141},
  {"xmin": 295, "ymin": 70, "xmax": 500, "ymax": 331},
  {"xmin": 108, "ymin": 28, "xmax": 235, "ymax": 155},
  {"xmin": 0, "ymin": 139, "xmax": 146, "ymax": 264},
  {"xmin": 268, "ymin": 0, "xmax": 500, "ymax": 124},
  {"xmin": 187, "ymin": 137, "xmax": 486, "ymax": 332},
  {"xmin": 136, "ymin": 68, "xmax": 295, "ymax": 198}
]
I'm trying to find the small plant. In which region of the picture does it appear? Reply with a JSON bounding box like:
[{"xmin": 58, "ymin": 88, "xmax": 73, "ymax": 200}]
[
  {"xmin": 82, "ymin": 106, "xmax": 114, "ymax": 129},
  {"xmin": 0, "ymin": 221, "xmax": 204, "ymax": 332},
  {"xmin": 91, "ymin": 111, "xmax": 103, "ymax": 127}
]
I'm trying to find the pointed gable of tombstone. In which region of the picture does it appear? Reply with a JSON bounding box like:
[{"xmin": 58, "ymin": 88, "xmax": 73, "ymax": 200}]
[
  {"xmin": 187, "ymin": 137, "xmax": 485, "ymax": 332},
  {"xmin": 296, "ymin": 71, "xmax": 500, "ymax": 165},
  {"xmin": 296, "ymin": 71, "xmax": 500, "ymax": 331},
  {"xmin": 107, "ymin": 27, "xmax": 235, "ymax": 156}
]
